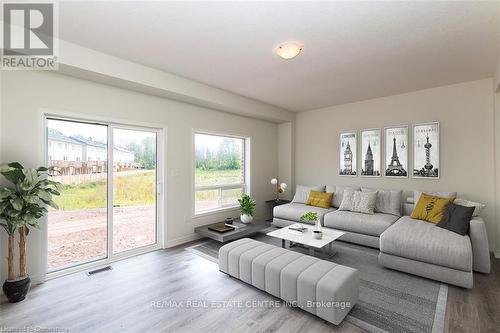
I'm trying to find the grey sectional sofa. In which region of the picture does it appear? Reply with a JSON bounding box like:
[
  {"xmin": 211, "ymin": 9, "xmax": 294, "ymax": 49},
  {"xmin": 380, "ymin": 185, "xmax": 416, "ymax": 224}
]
[
  {"xmin": 272, "ymin": 185, "xmax": 491, "ymax": 288},
  {"xmin": 273, "ymin": 185, "xmax": 401, "ymax": 249}
]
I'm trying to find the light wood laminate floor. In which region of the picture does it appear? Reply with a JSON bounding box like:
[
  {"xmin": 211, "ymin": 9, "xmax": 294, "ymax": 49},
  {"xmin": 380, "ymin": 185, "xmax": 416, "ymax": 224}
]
[{"xmin": 1, "ymin": 241, "xmax": 498, "ymax": 333}]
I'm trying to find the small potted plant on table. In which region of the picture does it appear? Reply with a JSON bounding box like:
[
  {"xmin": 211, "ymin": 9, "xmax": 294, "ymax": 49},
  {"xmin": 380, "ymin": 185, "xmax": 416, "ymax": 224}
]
[
  {"xmin": 238, "ymin": 194, "xmax": 256, "ymax": 223},
  {"xmin": 300, "ymin": 211, "xmax": 322, "ymax": 239}
]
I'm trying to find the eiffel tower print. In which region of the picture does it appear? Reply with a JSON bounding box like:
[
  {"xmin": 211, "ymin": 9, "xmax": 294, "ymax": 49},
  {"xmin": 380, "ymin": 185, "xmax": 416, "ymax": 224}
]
[{"xmin": 386, "ymin": 137, "xmax": 407, "ymax": 176}]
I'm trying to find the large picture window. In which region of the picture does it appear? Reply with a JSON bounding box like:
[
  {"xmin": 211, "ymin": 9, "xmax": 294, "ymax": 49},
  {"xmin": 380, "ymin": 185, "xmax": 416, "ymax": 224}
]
[{"xmin": 194, "ymin": 132, "xmax": 248, "ymax": 215}]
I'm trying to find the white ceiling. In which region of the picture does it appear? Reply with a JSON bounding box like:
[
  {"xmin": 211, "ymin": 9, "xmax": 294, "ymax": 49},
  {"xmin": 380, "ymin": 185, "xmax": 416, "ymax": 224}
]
[{"xmin": 59, "ymin": 1, "xmax": 499, "ymax": 112}]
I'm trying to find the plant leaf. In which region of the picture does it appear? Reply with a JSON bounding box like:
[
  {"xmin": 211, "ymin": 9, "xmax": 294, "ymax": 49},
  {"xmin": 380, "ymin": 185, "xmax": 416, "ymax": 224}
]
[
  {"xmin": 1, "ymin": 168, "xmax": 25, "ymax": 183},
  {"xmin": 7, "ymin": 162, "xmax": 24, "ymax": 169},
  {"xmin": 47, "ymin": 188, "xmax": 60, "ymax": 196},
  {"xmin": 10, "ymin": 197, "xmax": 23, "ymax": 211},
  {"xmin": 0, "ymin": 164, "xmax": 14, "ymax": 173},
  {"xmin": 22, "ymin": 169, "xmax": 38, "ymax": 185},
  {"xmin": 0, "ymin": 187, "xmax": 13, "ymax": 199},
  {"xmin": 24, "ymin": 195, "xmax": 39, "ymax": 204},
  {"xmin": 47, "ymin": 200, "xmax": 59, "ymax": 210},
  {"xmin": 37, "ymin": 190, "xmax": 52, "ymax": 202}
]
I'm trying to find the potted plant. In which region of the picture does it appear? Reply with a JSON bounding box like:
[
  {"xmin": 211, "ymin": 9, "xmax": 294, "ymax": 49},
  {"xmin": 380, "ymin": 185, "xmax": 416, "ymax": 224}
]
[
  {"xmin": 238, "ymin": 194, "xmax": 256, "ymax": 223},
  {"xmin": 0, "ymin": 162, "xmax": 61, "ymax": 303},
  {"xmin": 300, "ymin": 211, "xmax": 322, "ymax": 238},
  {"xmin": 300, "ymin": 211, "xmax": 318, "ymax": 226}
]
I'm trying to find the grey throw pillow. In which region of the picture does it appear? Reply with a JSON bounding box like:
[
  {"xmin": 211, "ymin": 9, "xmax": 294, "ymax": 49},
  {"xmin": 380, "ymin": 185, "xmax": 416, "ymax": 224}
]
[
  {"xmin": 333, "ymin": 186, "xmax": 361, "ymax": 208},
  {"xmin": 437, "ymin": 203, "xmax": 475, "ymax": 236},
  {"xmin": 339, "ymin": 190, "xmax": 377, "ymax": 215},
  {"xmin": 362, "ymin": 188, "xmax": 402, "ymax": 217},
  {"xmin": 338, "ymin": 190, "xmax": 356, "ymax": 211},
  {"xmin": 453, "ymin": 198, "xmax": 485, "ymax": 217},
  {"xmin": 413, "ymin": 190, "xmax": 457, "ymax": 204},
  {"xmin": 292, "ymin": 185, "xmax": 325, "ymax": 204}
]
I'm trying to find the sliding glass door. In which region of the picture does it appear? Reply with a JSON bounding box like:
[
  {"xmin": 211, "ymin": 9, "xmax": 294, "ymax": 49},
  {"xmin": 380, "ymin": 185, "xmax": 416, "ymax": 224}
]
[
  {"xmin": 46, "ymin": 117, "xmax": 161, "ymax": 273},
  {"xmin": 47, "ymin": 119, "xmax": 109, "ymax": 271},
  {"xmin": 112, "ymin": 128, "xmax": 157, "ymax": 254}
]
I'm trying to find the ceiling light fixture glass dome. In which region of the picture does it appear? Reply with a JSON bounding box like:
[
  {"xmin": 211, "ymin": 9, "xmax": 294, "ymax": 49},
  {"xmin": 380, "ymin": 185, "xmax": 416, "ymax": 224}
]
[{"xmin": 275, "ymin": 42, "xmax": 303, "ymax": 60}]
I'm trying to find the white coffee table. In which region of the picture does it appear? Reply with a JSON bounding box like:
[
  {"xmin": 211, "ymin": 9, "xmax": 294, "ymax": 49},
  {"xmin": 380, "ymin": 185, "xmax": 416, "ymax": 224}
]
[{"xmin": 267, "ymin": 225, "xmax": 345, "ymax": 257}]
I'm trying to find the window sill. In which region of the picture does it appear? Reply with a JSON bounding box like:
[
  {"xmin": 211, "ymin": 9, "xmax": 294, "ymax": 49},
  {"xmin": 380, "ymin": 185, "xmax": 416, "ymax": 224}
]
[{"xmin": 193, "ymin": 206, "xmax": 240, "ymax": 219}]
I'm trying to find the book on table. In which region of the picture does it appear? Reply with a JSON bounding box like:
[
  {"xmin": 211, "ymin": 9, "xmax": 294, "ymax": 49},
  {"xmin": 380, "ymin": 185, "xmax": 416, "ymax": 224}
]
[
  {"xmin": 289, "ymin": 224, "xmax": 308, "ymax": 233},
  {"xmin": 208, "ymin": 223, "xmax": 235, "ymax": 233}
]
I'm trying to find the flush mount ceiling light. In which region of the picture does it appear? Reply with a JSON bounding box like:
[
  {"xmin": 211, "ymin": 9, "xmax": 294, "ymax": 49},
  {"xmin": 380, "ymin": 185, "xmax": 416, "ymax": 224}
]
[{"xmin": 275, "ymin": 42, "xmax": 303, "ymax": 60}]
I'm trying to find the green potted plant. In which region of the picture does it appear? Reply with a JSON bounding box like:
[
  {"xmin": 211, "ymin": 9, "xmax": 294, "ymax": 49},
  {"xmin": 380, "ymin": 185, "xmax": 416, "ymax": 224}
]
[
  {"xmin": 300, "ymin": 211, "xmax": 322, "ymax": 238},
  {"xmin": 0, "ymin": 162, "xmax": 61, "ymax": 303},
  {"xmin": 238, "ymin": 194, "xmax": 256, "ymax": 224},
  {"xmin": 300, "ymin": 211, "xmax": 318, "ymax": 225}
]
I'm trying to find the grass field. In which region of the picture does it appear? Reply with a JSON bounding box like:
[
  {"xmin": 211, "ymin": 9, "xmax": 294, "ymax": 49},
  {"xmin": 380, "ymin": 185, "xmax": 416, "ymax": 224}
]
[
  {"xmin": 54, "ymin": 169, "xmax": 242, "ymax": 211},
  {"xmin": 54, "ymin": 172, "xmax": 156, "ymax": 210},
  {"xmin": 195, "ymin": 169, "xmax": 242, "ymax": 186}
]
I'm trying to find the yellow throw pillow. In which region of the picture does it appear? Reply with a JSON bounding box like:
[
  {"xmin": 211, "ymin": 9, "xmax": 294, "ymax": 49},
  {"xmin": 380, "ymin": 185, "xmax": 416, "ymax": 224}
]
[
  {"xmin": 306, "ymin": 191, "xmax": 333, "ymax": 209},
  {"xmin": 411, "ymin": 193, "xmax": 455, "ymax": 224}
]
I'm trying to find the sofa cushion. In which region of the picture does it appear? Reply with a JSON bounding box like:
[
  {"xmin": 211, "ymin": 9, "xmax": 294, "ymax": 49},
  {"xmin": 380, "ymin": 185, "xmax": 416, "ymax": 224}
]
[
  {"xmin": 325, "ymin": 185, "xmax": 335, "ymax": 206},
  {"xmin": 306, "ymin": 191, "xmax": 333, "ymax": 209},
  {"xmin": 437, "ymin": 203, "xmax": 475, "ymax": 236},
  {"xmin": 380, "ymin": 216, "xmax": 472, "ymax": 271},
  {"xmin": 323, "ymin": 210, "xmax": 399, "ymax": 237},
  {"xmin": 292, "ymin": 185, "xmax": 325, "ymax": 204},
  {"xmin": 413, "ymin": 190, "xmax": 457, "ymax": 203},
  {"xmin": 274, "ymin": 203, "xmax": 335, "ymax": 224},
  {"xmin": 410, "ymin": 193, "xmax": 454, "ymax": 224},
  {"xmin": 453, "ymin": 198, "xmax": 485, "ymax": 217},
  {"xmin": 332, "ymin": 186, "xmax": 361, "ymax": 208},
  {"xmin": 362, "ymin": 188, "xmax": 402, "ymax": 217},
  {"xmin": 338, "ymin": 190, "xmax": 377, "ymax": 215}
]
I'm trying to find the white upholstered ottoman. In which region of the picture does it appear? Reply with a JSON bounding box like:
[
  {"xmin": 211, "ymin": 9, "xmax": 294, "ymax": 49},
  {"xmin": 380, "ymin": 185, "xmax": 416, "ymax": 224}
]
[{"xmin": 219, "ymin": 238, "xmax": 359, "ymax": 325}]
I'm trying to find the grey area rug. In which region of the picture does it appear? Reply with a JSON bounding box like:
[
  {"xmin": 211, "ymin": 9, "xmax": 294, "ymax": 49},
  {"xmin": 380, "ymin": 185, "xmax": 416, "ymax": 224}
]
[{"xmin": 186, "ymin": 232, "xmax": 448, "ymax": 333}]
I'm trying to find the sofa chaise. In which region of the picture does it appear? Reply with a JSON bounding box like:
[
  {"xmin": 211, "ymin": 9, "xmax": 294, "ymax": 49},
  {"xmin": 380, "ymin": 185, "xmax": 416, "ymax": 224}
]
[{"xmin": 272, "ymin": 185, "xmax": 491, "ymax": 288}]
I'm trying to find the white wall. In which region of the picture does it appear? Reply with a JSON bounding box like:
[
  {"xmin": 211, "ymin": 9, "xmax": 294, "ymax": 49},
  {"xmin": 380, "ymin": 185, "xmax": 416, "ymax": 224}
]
[
  {"xmin": 277, "ymin": 122, "xmax": 294, "ymax": 200},
  {"xmin": 495, "ymin": 92, "xmax": 500, "ymax": 258},
  {"xmin": 0, "ymin": 70, "xmax": 279, "ymax": 283},
  {"xmin": 496, "ymin": 59, "xmax": 500, "ymax": 93},
  {"xmin": 295, "ymin": 79, "xmax": 497, "ymax": 251}
]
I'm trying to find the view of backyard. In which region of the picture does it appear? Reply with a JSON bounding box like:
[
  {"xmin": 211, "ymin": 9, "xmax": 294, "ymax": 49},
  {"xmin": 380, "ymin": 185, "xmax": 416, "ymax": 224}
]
[
  {"xmin": 48, "ymin": 171, "xmax": 157, "ymax": 270},
  {"xmin": 47, "ymin": 124, "xmax": 245, "ymax": 271},
  {"xmin": 47, "ymin": 120, "xmax": 159, "ymax": 271},
  {"xmin": 194, "ymin": 133, "xmax": 246, "ymax": 213},
  {"xmin": 48, "ymin": 169, "xmax": 242, "ymax": 269}
]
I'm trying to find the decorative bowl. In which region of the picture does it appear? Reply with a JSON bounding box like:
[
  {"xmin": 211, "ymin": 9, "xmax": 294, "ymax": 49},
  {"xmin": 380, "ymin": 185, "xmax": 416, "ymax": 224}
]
[{"xmin": 312, "ymin": 230, "xmax": 323, "ymax": 240}]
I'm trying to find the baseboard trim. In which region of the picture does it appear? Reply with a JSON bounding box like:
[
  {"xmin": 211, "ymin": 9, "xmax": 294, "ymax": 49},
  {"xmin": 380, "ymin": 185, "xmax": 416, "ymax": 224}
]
[
  {"xmin": 30, "ymin": 273, "xmax": 46, "ymax": 286},
  {"xmin": 165, "ymin": 233, "xmax": 203, "ymax": 248}
]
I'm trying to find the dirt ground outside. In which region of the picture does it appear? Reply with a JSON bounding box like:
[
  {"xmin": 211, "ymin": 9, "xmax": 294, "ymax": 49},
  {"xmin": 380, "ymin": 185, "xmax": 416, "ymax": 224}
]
[{"xmin": 48, "ymin": 205, "xmax": 156, "ymax": 270}]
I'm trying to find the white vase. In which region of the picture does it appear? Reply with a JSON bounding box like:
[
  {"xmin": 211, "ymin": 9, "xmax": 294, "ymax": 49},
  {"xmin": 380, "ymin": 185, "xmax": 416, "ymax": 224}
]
[
  {"xmin": 315, "ymin": 219, "xmax": 322, "ymax": 232},
  {"xmin": 240, "ymin": 214, "xmax": 253, "ymax": 224}
]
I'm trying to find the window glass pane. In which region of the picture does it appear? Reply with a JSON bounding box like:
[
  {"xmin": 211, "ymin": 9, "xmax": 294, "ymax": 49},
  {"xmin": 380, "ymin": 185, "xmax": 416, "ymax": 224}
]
[
  {"xmin": 195, "ymin": 133, "xmax": 244, "ymax": 186},
  {"xmin": 47, "ymin": 119, "xmax": 108, "ymax": 271},
  {"xmin": 112, "ymin": 128, "xmax": 157, "ymax": 254},
  {"xmin": 194, "ymin": 133, "xmax": 247, "ymax": 214},
  {"xmin": 222, "ymin": 188, "xmax": 243, "ymax": 206},
  {"xmin": 195, "ymin": 189, "xmax": 219, "ymax": 212}
]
